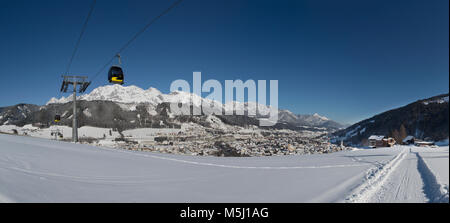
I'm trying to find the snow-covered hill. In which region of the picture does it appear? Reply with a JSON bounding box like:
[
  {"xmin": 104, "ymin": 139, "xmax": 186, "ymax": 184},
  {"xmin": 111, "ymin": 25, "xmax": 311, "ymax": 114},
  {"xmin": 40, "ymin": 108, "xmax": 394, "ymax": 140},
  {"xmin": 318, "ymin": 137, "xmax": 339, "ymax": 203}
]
[
  {"xmin": 332, "ymin": 93, "xmax": 449, "ymax": 146},
  {"xmin": 0, "ymin": 134, "xmax": 447, "ymax": 202}
]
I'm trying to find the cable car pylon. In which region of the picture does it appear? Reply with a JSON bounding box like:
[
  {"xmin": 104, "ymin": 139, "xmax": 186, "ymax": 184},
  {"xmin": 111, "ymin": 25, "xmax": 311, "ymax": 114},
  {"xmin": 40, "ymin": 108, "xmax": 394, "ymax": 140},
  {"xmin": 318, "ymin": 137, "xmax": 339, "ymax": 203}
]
[{"xmin": 60, "ymin": 75, "xmax": 90, "ymax": 142}]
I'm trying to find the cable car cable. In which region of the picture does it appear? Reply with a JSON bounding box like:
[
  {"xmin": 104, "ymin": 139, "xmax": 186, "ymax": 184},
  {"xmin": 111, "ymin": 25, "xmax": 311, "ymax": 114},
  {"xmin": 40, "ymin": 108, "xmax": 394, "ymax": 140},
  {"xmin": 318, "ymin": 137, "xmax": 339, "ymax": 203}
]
[
  {"xmin": 57, "ymin": 0, "xmax": 96, "ymax": 104},
  {"xmin": 55, "ymin": 0, "xmax": 96, "ymax": 123},
  {"xmin": 65, "ymin": 0, "xmax": 97, "ymax": 75},
  {"xmin": 89, "ymin": 0, "xmax": 184, "ymax": 82}
]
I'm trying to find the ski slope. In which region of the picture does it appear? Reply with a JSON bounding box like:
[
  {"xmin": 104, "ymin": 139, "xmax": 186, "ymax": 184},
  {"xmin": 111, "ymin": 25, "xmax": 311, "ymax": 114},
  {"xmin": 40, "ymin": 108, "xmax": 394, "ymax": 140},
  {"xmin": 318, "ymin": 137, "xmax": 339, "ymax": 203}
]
[{"xmin": 0, "ymin": 134, "xmax": 448, "ymax": 203}]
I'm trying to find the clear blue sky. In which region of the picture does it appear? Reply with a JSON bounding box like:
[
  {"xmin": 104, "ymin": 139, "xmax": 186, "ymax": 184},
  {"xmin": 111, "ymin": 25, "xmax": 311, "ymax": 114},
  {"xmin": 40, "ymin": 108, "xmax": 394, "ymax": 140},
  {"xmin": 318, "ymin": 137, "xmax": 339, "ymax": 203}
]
[{"xmin": 0, "ymin": 0, "xmax": 448, "ymax": 124}]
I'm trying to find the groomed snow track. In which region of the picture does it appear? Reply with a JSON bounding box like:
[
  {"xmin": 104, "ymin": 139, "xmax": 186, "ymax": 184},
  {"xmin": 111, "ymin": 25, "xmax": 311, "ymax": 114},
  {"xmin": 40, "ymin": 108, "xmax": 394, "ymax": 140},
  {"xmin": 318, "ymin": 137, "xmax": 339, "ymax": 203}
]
[
  {"xmin": 346, "ymin": 147, "xmax": 449, "ymax": 203},
  {"xmin": 345, "ymin": 148, "xmax": 408, "ymax": 202}
]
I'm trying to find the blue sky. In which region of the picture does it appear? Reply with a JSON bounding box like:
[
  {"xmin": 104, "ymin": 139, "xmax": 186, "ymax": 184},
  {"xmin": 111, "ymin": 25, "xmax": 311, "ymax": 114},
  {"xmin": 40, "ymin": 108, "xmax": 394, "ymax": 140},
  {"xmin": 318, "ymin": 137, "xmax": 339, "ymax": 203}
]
[{"xmin": 0, "ymin": 0, "xmax": 448, "ymax": 124}]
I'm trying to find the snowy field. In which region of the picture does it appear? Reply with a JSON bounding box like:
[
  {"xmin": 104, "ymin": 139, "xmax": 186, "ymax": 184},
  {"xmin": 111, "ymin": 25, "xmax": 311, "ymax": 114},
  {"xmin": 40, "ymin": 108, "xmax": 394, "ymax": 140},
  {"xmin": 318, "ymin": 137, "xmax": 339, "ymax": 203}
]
[
  {"xmin": 0, "ymin": 124, "xmax": 201, "ymax": 141},
  {"xmin": 0, "ymin": 134, "xmax": 448, "ymax": 203},
  {"xmin": 0, "ymin": 124, "xmax": 185, "ymax": 147},
  {"xmin": 0, "ymin": 124, "xmax": 121, "ymax": 140}
]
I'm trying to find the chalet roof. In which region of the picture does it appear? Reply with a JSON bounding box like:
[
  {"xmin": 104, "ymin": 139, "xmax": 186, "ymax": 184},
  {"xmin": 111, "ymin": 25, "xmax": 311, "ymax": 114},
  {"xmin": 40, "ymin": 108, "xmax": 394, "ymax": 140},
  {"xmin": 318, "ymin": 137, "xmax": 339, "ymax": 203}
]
[
  {"xmin": 369, "ymin": 135, "xmax": 385, "ymax": 140},
  {"xmin": 415, "ymin": 141, "xmax": 435, "ymax": 145},
  {"xmin": 402, "ymin": 135, "xmax": 415, "ymax": 142}
]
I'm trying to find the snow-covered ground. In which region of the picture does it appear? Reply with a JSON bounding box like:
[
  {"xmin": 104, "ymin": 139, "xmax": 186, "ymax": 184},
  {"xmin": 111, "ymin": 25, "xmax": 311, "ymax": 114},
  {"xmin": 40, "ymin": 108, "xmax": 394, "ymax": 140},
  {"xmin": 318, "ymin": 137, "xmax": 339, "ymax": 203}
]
[
  {"xmin": 0, "ymin": 124, "xmax": 121, "ymax": 140},
  {"xmin": 0, "ymin": 124, "xmax": 189, "ymax": 145},
  {"xmin": 347, "ymin": 146, "xmax": 449, "ymax": 203},
  {"xmin": 0, "ymin": 134, "xmax": 448, "ymax": 203}
]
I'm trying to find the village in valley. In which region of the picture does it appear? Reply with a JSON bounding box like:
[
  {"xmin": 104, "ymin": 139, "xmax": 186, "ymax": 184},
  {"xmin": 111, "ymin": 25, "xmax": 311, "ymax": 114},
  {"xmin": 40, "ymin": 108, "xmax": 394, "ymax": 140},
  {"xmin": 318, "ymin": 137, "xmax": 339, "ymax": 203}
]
[
  {"xmin": 0, "ymin": 122, "xmax": 350, "ymax": 157},
  {"xmin": 0, "ymin": 116, "xmax": 441, "ymax": 158},
  {"xmin": 111, "ymin": 126, "xmax": 440, "ymax": 157},
  {"xmin": 114, "ymin": 127, "xmax": 349, "ymax": 157}
]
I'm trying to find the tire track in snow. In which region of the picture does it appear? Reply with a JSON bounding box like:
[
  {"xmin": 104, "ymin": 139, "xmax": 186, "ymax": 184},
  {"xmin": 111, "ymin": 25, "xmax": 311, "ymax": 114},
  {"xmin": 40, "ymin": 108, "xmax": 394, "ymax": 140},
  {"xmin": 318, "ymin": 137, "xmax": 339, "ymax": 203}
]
[
  {"xmin": 369, "ymin": 150, "xmax": 427, "ymax": 202},
  {"xmin": 345, "ymin": 148, "xmax": 408, "ymax": 203},
  {"xmin": 393, "ymin": 161, "xmax": 411, "ymax": 201}
]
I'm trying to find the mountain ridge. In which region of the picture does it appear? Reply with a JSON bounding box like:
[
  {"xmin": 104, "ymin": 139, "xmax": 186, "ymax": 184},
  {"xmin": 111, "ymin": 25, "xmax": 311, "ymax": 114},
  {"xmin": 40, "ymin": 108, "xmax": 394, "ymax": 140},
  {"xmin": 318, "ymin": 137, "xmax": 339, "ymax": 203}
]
[
  {"xmin": 1, "ymin": 85, "xmax": 345, "ymax": 131},
  {"xmin": 332, "ymin": 93, "xmax": 449, "ymax": 145}
]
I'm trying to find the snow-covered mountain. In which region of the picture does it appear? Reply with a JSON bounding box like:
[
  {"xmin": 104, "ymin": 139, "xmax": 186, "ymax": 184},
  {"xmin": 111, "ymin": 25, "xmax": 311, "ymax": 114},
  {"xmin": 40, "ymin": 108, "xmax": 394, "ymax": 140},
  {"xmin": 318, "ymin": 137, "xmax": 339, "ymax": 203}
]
[
  {"xmin": 0, "ymin": 104, "xmax": 40, "ymax": 125},
  {"xmin": 47, "ymin": 85, "xmax": 274, "ymax": 116},
  {"xmin": 0, "ymin": 85, "xmax": 344, "ymax": 131},
  {"xmin": 47, "ymin": 85, "xmax": 227, "ymax": 114},
  {"xmin": 44, "ymin": 85, "xmax": 344, "ymax": 130},
  {"xmin": 48, "ymin": 85, "xmax": 166, "ymax": 105},
  {"xmin": 278, "ymin": 109, "xmax": 346, "ymax": 130}
]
